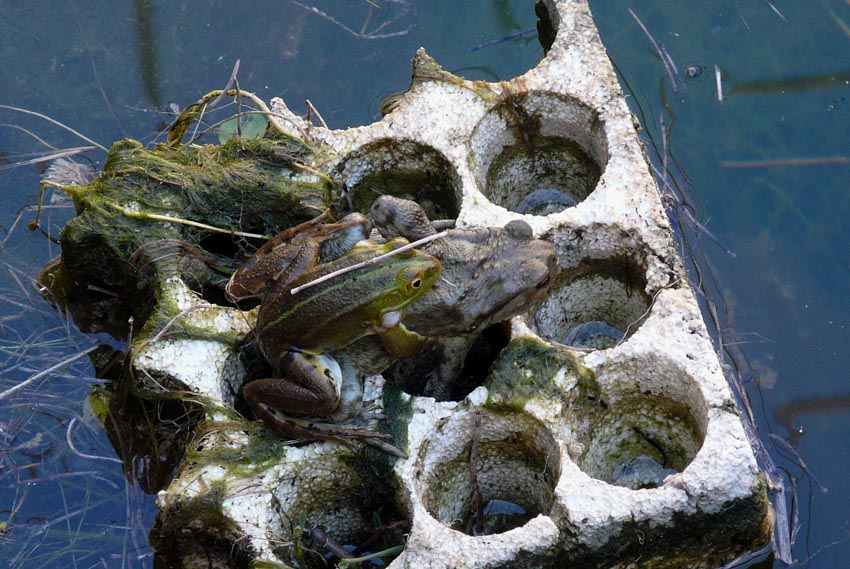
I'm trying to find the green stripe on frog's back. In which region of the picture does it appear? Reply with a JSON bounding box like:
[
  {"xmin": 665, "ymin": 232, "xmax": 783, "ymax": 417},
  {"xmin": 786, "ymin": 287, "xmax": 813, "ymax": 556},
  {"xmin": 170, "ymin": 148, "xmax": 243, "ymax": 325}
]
[{"xmin": 256, "ymin": 242, "xmax": 440, "ymax": 356}]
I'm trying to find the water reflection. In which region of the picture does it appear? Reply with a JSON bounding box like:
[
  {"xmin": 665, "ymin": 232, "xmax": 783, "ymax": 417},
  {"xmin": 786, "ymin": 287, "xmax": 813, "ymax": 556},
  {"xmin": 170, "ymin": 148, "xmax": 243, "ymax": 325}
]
[
  {"xmin": 133, "ymin": 0, "xmax": 162, "ymax": 109},
  {"xmin": 776, "ymin": 394, "xmax": 850, "ymax": 447},
  {"xmin": 730, "ymin": 72, "xmax": 850, "ymax": 97}
]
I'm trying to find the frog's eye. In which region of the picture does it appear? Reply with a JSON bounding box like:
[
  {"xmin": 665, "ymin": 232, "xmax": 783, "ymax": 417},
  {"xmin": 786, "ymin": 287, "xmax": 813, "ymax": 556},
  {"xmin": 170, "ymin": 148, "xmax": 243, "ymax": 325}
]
[
  {"xmin": 406, "ymin": 275, "xmax": 426, "ymax": 294},
  {"xmin": 398, "ymin": 266, "xmax": 427, "ymax": 294}
]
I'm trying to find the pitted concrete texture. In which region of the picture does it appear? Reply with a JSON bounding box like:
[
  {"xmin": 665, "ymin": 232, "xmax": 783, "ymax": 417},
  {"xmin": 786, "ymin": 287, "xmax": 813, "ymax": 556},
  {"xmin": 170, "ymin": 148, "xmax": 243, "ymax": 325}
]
[{"xmin": 149, "ymin": 1, "xmax": 771, "ymax": 567}]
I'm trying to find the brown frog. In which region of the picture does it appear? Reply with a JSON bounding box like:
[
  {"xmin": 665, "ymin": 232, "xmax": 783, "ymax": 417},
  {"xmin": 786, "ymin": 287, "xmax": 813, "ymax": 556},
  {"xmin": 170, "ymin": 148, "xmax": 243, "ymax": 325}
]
[{"xmin": 342, "ymin": 195, "xmax": 560, "ymax": 399}]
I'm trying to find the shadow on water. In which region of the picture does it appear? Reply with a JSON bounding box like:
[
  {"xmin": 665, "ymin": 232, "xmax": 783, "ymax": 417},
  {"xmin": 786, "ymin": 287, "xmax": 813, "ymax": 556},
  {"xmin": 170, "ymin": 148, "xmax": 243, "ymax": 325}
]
[
  {"xmin": 133, "ymin": 0, "xmax": 163, "ymax": 109},
  {"xmin": 592, "ymin": 1, "xmax": 850, "ymax": 566},
  {"xmin": 776, "ymin": 395, "xmax": 850, "ymax": 448}
]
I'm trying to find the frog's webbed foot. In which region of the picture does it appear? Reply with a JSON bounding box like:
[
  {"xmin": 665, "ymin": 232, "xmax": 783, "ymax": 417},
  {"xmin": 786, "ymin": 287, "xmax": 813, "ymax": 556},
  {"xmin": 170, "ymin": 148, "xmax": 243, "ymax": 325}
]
[
  {"xmin": 256, "ymin": 405, "xmax": 407, "ymax": 458},
  {"xmin": 358, "ymin": 400, "xmax": 386, "ymax": 421}
]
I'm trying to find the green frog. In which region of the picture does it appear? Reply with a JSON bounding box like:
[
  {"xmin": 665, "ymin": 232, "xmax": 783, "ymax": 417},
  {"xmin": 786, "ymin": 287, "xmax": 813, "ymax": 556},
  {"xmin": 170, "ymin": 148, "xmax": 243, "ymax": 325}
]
[{"xmin": 227, "ymin": 215, "xmax": 441, "ymax": 453}]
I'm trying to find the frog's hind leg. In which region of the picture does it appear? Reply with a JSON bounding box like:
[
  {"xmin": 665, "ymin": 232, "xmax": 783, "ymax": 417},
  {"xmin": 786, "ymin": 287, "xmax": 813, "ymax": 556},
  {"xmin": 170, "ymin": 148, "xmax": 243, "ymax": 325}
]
[
  {"xmin": 243, "ymin": 350, "xmax": 341, "ymax": 414},
  {"xmin": 243, "ymin": 352, "xmax": 407, "ymax": 457},
  {"xmin": 244, "ymin": 377, "xmax": 336, "ymax": 417}
]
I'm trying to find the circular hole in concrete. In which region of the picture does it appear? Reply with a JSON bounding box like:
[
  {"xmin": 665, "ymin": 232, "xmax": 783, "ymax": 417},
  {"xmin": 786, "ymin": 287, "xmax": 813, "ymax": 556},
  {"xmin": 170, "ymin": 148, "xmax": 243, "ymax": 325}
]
[
  {"xmin": 531, "ymin": 257, "xmax": 650, "ymax": 350},
  {"xmin": 385, "ymin": 321, "xmax": 511, "ymax": 401},
  {"xmin": 269, "ymin": 455, "xmax": 405, "ymax": 567},
  {"xmin": 471, "ymin": 92, "xmax": 607, "ymax": 215},
  {"xmin": 336, "ymin": 138, "xmax": 460, "ymax": 220},
  {"xmin": 419, "ymin": 410, "xmax": 560, "ymax": 535},
  {"xmin": 580, "ymin": 395, "xmax": 703, "ymax": 489},
  {"xmin": 576, "ymin": 356, "xmax": 707, "ymax": 490}
]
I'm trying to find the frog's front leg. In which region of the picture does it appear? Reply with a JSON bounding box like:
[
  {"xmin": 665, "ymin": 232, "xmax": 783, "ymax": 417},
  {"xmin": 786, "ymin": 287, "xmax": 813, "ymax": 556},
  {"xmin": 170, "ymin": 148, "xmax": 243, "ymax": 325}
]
[{"xmin": 376, "ymin": 322, "xmax": 431, "ymax": 359}]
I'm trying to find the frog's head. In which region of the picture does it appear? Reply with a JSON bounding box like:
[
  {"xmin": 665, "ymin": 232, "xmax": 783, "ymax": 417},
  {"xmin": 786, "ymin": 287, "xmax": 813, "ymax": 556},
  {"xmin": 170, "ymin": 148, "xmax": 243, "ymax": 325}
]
[
  {"xmin": 374, "ymin": 239, "xmax": 442, "ymax": 327},
  {"xmin": 473, "ymin": 219, "xmax": 559, "ymax": 323},
  {"xmin": 402, "ymin": 220, "xmax": 559, "ymax": 336}
]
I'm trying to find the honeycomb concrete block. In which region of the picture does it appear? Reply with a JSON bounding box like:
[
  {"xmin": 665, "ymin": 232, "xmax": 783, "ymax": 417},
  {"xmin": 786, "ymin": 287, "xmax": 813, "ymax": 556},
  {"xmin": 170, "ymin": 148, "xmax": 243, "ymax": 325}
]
[{"xmin": 145, "ymin": 0, "xmax": 771, "ymax": 566}]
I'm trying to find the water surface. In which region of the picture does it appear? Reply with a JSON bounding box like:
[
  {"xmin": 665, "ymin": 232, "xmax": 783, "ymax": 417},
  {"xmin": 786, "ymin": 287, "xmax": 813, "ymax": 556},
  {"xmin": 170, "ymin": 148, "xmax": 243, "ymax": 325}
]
[{"xmin": 1, "ymin": 1, "xmax": 847, "ymax": 567}]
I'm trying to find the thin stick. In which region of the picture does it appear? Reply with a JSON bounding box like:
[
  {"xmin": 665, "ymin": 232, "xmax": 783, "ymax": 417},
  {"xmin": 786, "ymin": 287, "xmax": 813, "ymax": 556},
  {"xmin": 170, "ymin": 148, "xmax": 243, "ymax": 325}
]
[
  {"xmin": 290, "ymin": 0, "xmax": 416, "ymax": 40},
  {"xmin": 0, "ymin": 346, "xmax": 98, "ymax": 401},
  {"xmin": 106, "ymin": 202, "xmax": 269, "ymax": 239},
  {"xmin": 824, "ymin": 2, "xmax": 850, "ymax": 41},
  {"xmin": 0, "ymin": 104, "xmax": 108, "ymax": 152},
  {"xmin": 308, "ymin": 526, "xmax": 352, "ymax": 560},
  {"xmin": 209, "ymin": 59, "xmax": 241, "ymax": 111},
  {"xmin": 0, "ymin": 146, "xmax": 96, "ymax": 172},
  {"xmin": 146, "ymin": 304, "xmax": 214, "ymax": 345},
  {"xmin": 737, "ymin": 4, "xmax": 751, "ymax": 30},
  {"xmin": 722, "ymin": 156, "xmax": 850, "ymax": 168},
  {"xmin": 0, "ymin": 122, "xmax": 60, "ymax": 149},
  {"xmin": 769, "ymin": 433, "xmax": 828, "ymax": 493},
  {"xmin": 766, "ymin": 1, "xmax": 789, "ymax": 23},
  {"xmin": 616, "ymin": 278, "xmax": 684, "ymax": 348},
  {"xmin": 337, "ymin": 546, "xmax": 405, "ymax": 567},
  {"xmin": 469, "ymin": 27, "xmax": 537, "ymax": 52},
  {"xmin": 188, "ymin": 100, "xmax": 208, "ymax": 145},
  {"xmin": 289, "ymin": 230, "xmax": 447, "ymax": 295},
  {"xmin": 66, "ymin": 418, "xmax": 123, "ymax": 464},
  {"xmin": 304, "ymin": 100, "xmax": 328, "ymax": 128},
  {"xmin": 657, "ymin": 41, "xmax": 686, "ymax": 91},
  {"xmin": 715, "ymin": 64, "xmax": 724, "ymax": 102},
  {"xmin": 629, "ymin": 9, "xmax": 679, "ymax": 93}
]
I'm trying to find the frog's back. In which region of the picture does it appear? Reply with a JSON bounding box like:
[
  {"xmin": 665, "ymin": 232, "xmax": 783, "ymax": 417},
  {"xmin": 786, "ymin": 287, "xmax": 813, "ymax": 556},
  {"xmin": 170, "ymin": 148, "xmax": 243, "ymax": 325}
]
[{"xmin": 257, "ymin": 242, "xmax": 440, "ymax": 358}]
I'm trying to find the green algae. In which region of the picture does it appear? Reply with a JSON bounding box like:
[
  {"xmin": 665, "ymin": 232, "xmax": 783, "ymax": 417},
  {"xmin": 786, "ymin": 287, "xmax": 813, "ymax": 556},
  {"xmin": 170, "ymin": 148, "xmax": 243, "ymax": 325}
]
[
  {"xmin": 486, "ymin": 336, "xmax": 599, "ymax": 412},
  {"xmin": 46, "ymin": 124, "xmax": 336, "ymax": 340}
]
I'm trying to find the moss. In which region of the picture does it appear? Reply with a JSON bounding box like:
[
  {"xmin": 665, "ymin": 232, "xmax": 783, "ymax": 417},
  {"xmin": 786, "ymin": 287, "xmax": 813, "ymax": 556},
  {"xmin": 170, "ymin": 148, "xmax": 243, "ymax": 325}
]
[
  {"xmin": 53, "ymin": 133, "xmax": 335, "ymax": 337},
  {"xmin": 486, "ymin": 336, "xmax": 599, "ymax": 412},
  {"xmin": 151, "ymin": 481, "xmax": 257, "ymax": 568},
  {"xmin": 180, "ymin": 416, "xmax": 291, "ymax": 479}
]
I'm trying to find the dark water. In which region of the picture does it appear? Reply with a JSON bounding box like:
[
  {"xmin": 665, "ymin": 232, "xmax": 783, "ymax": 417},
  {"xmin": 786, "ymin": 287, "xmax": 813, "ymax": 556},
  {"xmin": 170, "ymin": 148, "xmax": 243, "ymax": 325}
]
[
  {"xmin": 592, "ymin": 3, "xmax": 850, "ymax": 567},
  {"xmin": 0, "ymin": 1, "xmax": 847, "ymax": 567}
]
